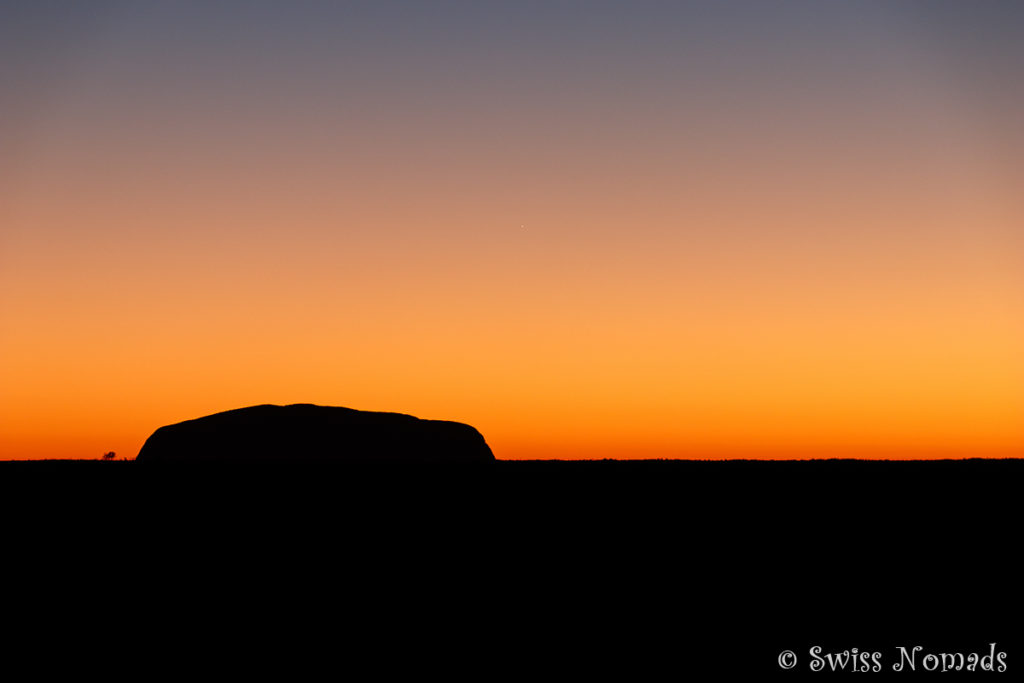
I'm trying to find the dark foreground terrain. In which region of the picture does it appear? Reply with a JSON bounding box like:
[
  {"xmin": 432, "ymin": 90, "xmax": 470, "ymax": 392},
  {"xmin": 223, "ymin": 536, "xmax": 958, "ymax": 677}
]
[{"xmin": 2, "ymin": 458, "xmax": 1020, "ymax": 678}]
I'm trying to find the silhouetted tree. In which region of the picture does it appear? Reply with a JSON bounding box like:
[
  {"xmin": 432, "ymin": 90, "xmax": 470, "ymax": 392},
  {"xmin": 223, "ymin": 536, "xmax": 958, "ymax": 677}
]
[{"xmin": 102, "ymin": 451, "xmax": 116, "ymax": 460}]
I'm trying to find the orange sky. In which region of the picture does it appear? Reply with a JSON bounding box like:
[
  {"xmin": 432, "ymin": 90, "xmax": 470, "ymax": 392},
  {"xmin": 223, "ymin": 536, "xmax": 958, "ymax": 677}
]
[{"xmin": 2, "ymin": 2, "xmax": 1022, "ymax": 459}]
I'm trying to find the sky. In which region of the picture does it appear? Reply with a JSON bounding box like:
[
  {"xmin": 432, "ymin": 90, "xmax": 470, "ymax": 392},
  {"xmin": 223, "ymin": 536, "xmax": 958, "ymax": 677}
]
[{"xmin": 2, "ymin": 1, "xmax": 1022, "ymax": 460}]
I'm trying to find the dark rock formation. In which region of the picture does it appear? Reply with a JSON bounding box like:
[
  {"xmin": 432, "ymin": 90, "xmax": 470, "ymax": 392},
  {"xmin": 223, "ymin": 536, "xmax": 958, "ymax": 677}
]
[{"xmin": 136, "ymin": 404, "xmax": 495, "ymax": 463}]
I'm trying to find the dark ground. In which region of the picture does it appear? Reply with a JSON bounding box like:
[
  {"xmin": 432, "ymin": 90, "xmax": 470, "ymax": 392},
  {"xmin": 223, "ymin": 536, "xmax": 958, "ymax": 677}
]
[{"xmin": 2, "ymin": 458, "xmax": 1019, "ymax": 678}]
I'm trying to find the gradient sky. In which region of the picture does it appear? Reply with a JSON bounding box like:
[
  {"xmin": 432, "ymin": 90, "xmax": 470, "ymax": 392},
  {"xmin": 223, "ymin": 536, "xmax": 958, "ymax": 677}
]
[{"xmin": 2, "ymin": 1, "xmax": 1022, "ymax": 459}]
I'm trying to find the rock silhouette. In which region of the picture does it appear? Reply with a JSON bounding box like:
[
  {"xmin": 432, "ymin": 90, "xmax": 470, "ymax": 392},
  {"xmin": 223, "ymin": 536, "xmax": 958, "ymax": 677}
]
[{"xmin": 136, "ymin": 404, "xmax": 495, "ymax": 463}]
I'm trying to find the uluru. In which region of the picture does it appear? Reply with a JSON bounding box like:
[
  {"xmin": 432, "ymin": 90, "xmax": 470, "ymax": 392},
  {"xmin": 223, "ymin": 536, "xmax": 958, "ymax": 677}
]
[{"xmin": 136, "ymin": 404, "xmax": 495, "ymax": 463}]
